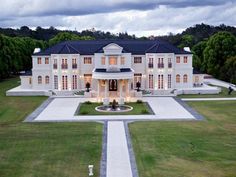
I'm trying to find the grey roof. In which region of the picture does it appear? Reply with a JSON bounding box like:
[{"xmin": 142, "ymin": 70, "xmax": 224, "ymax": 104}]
[
  {"xmin": 20, "ymin": 70, "xmax": 32, "ymax": 76},
  {"xmin": 193, "ymin": 69, "xmax": 204, "ymax": 74},
  {"xmin": 33, "ymin": 40, "xmax": 192, "ymax": 56},
  {"xmin": 94, "ymin": 68, "xmax": 132, "ymax": 73}
]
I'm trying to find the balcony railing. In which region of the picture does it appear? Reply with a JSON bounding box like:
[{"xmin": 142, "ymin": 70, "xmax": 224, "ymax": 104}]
[
  {"xmin": 148, "ymin": 63, "xmax": 153, "ymax": 68},
  {"xmin": 168, "ymin": 62, "xmax": 172, "ymax": 68},
  {"xmin": 72, "ymin": 64, "xmax": 77, "ymax": 69},
  {"xmin": 158, "ymin": 63, "xmax": 164, "ymax": 68},
  {"xmin": 61, "ymin": 64, "xmax": 68, "ymax": 69},
  {"xmin": 53, "ymin": 64, "xmax": 57, "ymax": 69}
]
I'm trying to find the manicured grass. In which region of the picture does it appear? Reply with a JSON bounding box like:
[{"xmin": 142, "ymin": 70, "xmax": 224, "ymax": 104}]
[
  {"xmin": 0, "ymin": 78, "xmax": 103, "ymax": 177},
  {"xmin": 129, "ymin": 101, "xmax": 236, "ymax": 177},
  {"xmin": 77, "ymin": 101, "xmax": 152, "ymax": 115},
  {"xmin": 179, "ymin": 85, "xmax": 236, "ymax": 98}
]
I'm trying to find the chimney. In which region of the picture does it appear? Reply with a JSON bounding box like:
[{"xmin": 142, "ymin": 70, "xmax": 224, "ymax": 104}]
[
  {"xmin": 183, "ymin": 47, "xmax": 191, "ymax": 52},
  {"xmin": 33, "ymin": 48, "xmax": 41, "ymax": 54}
]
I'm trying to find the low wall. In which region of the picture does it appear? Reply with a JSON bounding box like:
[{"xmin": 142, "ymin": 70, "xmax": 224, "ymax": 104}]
[
  {"xmin": 6, "ymin": 90, "xmax": 51, "ymax": 96},
  {"xmin": 175, "ymin": 87, "xmax": 221, "ymax": 95}
]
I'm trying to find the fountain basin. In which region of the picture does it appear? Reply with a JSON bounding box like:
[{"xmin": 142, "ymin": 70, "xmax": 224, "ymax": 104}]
[{"xmin": 95, "ymin": 105, "xmax": 133, "ymax": 113}]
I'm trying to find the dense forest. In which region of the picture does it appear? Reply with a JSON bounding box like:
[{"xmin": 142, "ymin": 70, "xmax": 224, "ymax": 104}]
[{"xmin": 0, "ymin": 23, "xmax": 236, "ymax": 83}]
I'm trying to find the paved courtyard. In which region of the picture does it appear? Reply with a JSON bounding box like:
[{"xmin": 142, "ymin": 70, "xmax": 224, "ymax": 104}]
[{"xmin": 32, "ymin": 97, "xmax": 198, "ymax": 122}]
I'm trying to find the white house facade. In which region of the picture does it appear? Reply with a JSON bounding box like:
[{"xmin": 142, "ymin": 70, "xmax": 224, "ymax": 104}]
[{"xmin": 19, "ymin": 40, "xmax": 195, "ymax": 102}]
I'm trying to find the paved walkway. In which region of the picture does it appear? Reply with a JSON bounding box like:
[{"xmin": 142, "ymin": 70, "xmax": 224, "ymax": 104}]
[
  {"xmin": 106, "ymin": 121, "xmax": 133, "ymax": 177},
  {"xmin": 32, "ymin": 97, "xmax": 196, "ymax": 122},
  {"xmin": 182, "ymin": 97, "xmax": 236, "ymax": 101}
]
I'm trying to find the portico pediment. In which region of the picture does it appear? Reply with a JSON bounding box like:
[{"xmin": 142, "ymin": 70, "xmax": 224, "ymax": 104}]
[{"xmin": 103, "ymin": 43, "xmax": 123, "ymax": 55}]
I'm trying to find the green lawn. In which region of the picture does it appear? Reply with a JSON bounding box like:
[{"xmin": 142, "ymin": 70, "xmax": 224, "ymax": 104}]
[
  {"xmin": 77, "ymin": 102, "xmax": 152, "ymax": 115},
  {"xmin": 0, "ymin": 78, "xmax": 103, "ymax": 177},
  {"xmin": 129, "ymin": 101, "xmax": 236, "ymax": 177},
  {"xmin": 179, "ymin": 85, "xmax": 236, "ymax": 98}
]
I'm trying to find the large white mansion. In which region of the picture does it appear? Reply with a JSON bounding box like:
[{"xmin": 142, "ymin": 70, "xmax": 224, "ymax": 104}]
[{"xmin": 15, "ymin": 40, "xmax": 212, "ymax": 102}]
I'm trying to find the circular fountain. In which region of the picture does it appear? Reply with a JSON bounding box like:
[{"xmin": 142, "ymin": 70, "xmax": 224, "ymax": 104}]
[{"xmin": 95, "ymin": 99, "xmax": 133, "ymax": 113}]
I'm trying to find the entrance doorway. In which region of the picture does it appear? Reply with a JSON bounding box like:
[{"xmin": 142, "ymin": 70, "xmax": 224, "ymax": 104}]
[{"xmin": 109, "ymin": 79, "xmax": 118, "ymax": 91}]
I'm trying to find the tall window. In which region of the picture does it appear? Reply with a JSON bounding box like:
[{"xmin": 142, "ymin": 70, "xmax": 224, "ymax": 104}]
[
  {"xmin": 62, "ymin": 75, "xmax": 68, "ymax": 90},
  {"xmin": 134, "ymin": 57, "xmax": 142, "ymax": 64},
  {"xmin": 45, "ymin": 76, "xmax": 49, "ymax": 84},
  {"xmin": 148, "ymin": 58, "xmax": 153, "ymax": 68},
  {"xmin": 183, "ymin": 74, "xmax": 188, "ymax": 83},
  {"xmin": 72, "ymin": 58, "xmax": 77, "ymax": 69},
  {"xmin": 38, "ymin": 76, "xmax": 42, "ymax": 84},
  {"xmin": 176, "ymin": 56, "xmax": 180, "ymax": 63},
  {"xmin": 53, "ymin": 59, "xmax": 57, "ymax": 69},
  {"xmin": 72, "ymin": 75, "xmax": 77, "ymax": 89},
  {"xmin": 29, "ymin": 77, "xmax": 32, "ymax": 84},
  {"xmin": 84, "ymin": 57, "xmax": 92, "ymax": 64},
  {"xmin": 101, "ymin": 57, "xmax": 106, "ymax": 65},
  {"xmin": 134, "ymin": 73, "xmax": 142, "ymax": 87},
  {"xmin": 54, "ymin": 75, "xmax": 58, "ymax": 89},
  {"xmin": 149, "ymin": 74, "xmax": 153, "ymax": 89},
  {"xmin": 121, "ymin": 57, "xmax": 125, "ymax": 65},
  {"xmin": 161, "ymin": 75, "xmax": 163, "ymax": 89},
  {"xmin": 168, "ymin": 58, "xmax": 172, "ymax": 68},
  {"xmin": 168, "ymin": 74, "xmax": 171, "ymax": 88},
  {"xmin": 184, "ymin": 56, "xmax": 188, "ymax": 63},
  {"xmin": 37, "ymin": 57, "xmax": 42, "ymax": 64},
  {"xmin": 158, "ymin": 58, "xmax": 164, "ymax": 68},
  {"xmin": 176, "ymin": 74, "xmax": 180, "ymax": 83},
  {"xmin": 62, "ymin": 59, "xmax": 68, "ymax": 69},
  {"xmin": 158, "ymin": 75, "xmax": 163, "ymax": 89},
  {"xmin": 45, "ymin": 57, "xmax": 49, "ymax": 64},
  {"xmin": 109, "ymin": 56, "xmax": 117, "ymax": 65}
]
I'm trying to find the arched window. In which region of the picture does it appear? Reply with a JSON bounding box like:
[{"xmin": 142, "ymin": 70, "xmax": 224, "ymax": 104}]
[
  {"xmin": 176, "ymin": 74, "xmax": 180, "ymax": 83},
  {"xmin": 183, "ymin": 74, "xmax": 188, "ymax": 83},
  {"xmin": 45, "ymin": 76, "xmax": 49, "ymax": 84},
  {"xmin": 38, "ymin": 76, "xmax": 42, "ymax": 84}
]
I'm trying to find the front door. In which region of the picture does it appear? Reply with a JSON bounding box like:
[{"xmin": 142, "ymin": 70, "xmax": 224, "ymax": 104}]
[{"xmin": 109, "ymin": 79, "xmax": 117, "ymax": 91}]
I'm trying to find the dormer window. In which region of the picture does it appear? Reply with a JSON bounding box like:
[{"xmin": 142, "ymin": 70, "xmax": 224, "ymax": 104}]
[{"xmin": 109, "ymin": 56, "xmax": 117, "ymax": 65}]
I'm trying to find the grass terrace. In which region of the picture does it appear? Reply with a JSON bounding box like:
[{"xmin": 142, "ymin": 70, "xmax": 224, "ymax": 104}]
[
  {"xmin": 76, "ymin": 101, "xmax": 153, "ymax": 115},
  {"xmin": 0, "ymin": 78, "xmax": 103, "ymax": 177},
  {"xmin": 129, "ymin": 101, "xmax": 236, "ymax": 177}
]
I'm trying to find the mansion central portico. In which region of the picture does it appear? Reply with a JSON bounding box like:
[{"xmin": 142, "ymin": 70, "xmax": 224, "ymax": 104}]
[{"xmin": 93, "ymin": 67, "xmax": 134, "ymax": 104}]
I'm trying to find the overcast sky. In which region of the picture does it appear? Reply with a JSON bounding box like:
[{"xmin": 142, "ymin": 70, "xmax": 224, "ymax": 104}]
[{"xmin": 0, "ymin": 0, "xmax": 235, "ymax": 37}]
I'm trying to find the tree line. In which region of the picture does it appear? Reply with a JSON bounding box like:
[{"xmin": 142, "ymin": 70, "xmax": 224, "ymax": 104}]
[{"xmin": 0, "ymin": 23, "xmax": 236, "ymax": 83}]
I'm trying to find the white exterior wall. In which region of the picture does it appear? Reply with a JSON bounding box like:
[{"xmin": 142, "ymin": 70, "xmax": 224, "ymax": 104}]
[
  {"xmin": 174, "ymin": 54, "xmax": 193, "ymax": 88},
  {"xmin": 27, "ymin": 43, "xmax": 193, "ymax": 95},
  {"xmin": 32, "ymin": 55, "xmax": 52, "ymax": 90},
  {"xmin": 20, "ymin": 76, "xmax": 32, "ymax": 89}
]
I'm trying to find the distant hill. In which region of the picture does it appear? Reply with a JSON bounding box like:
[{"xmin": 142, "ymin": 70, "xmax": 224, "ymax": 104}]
[{"xmin": 0, "ymin": 23, "xmax": 235, "ymax": 46}]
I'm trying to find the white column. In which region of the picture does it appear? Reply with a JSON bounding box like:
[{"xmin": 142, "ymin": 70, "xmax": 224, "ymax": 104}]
[
  {"xmin": 105, "ymin": 80, "xmax": 108, "ymax": 98},
  {"xmin": 120, "ymin": 80, "xmax": 122, "ymax": 98},
  {"xmin": 97, "ymin": 79, "xmax": 100, "ymax": 98},
  {"xmin": 127, "ymin": 79, "xmax": 130, "ymax": 96}
]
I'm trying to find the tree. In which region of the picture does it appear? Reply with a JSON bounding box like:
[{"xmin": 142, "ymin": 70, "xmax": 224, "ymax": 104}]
[
  {"xmin": 203, "ymin": 32, "xmax": 236, "ymax": 79},
  {"xmin": 222, "ymin": 56, "xmax": 236, "ymax": 84},
  {"xmin": 49, "ymin": 32, "xmax": 94, "ymax": 46},
  {"xmin": 178, "ymin": 34, "xmax": 195, "ymax": 48},
  {"xmin": 86, "ymin": 82, "xmax": 91, "ymax": 92},
  {"xmin": 192, "ymin": 41, "xmax": 207, "ymax": 71},
  {"xmin": 136, "ymin": 81, "xmax": 141, "ymax": 92}
]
